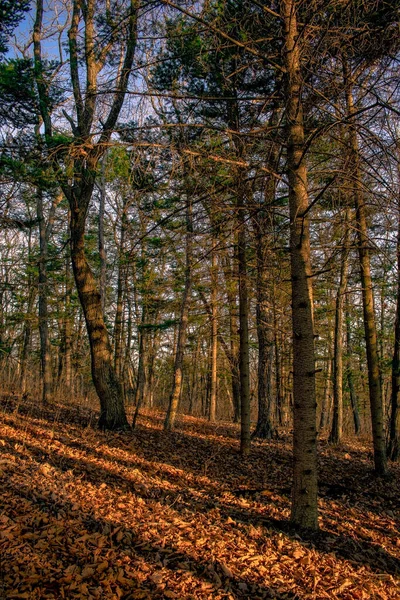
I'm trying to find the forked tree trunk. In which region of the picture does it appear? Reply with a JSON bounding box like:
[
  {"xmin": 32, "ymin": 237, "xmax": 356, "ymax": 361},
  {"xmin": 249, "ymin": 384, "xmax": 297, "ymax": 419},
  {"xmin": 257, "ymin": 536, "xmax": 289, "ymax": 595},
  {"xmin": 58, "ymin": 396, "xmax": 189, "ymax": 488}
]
[
  {"xmin": 283, "ymin": 0, "xmax": 318, "ymax": 530},
  {"xmin": 343, "ymin": 59, "xmax": 387, "ymax": 475},
  {"xmin": 33, "ymin": 0, "xmax": 138, "ymax": 429}
]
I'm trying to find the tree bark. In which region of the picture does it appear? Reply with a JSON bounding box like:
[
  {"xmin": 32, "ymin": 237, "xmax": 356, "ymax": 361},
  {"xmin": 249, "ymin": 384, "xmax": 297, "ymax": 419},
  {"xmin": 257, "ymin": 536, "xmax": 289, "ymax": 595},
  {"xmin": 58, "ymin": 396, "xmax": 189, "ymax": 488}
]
[
  {"xmin": 252, "ymin": 208, "xmax": 276, "ymax": 440},
  {"xmin": 70, "ymin": 194, "xmax": 129, "ymax": 430},
  {"xmin": 282, "ymin": 0, "xmax": 318, "ymax": 530}
]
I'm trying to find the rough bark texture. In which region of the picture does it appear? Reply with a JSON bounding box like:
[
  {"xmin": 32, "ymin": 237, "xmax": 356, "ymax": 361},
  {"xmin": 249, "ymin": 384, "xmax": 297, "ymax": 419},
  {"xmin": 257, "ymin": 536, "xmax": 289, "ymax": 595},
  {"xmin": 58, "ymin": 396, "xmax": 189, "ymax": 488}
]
[
  {"xmin": 253, "ymin": 211, "xmax": 276, "ymax": 440},
  {"xmin": 70, "ymin": 198, "xmax": 129, "ymax": 430},
  {"xmin": 283, "ymin": 0, "xmax": 318, "ymax": 530}
]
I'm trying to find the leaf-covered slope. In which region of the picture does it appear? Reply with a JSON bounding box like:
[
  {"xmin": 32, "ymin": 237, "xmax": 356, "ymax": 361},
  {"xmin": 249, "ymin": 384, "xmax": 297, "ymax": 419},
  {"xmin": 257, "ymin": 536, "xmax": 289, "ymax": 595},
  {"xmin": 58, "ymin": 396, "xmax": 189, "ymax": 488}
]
[{"xmin": 0, "ymin": 396, "xmax": 399, "ymax": 599}]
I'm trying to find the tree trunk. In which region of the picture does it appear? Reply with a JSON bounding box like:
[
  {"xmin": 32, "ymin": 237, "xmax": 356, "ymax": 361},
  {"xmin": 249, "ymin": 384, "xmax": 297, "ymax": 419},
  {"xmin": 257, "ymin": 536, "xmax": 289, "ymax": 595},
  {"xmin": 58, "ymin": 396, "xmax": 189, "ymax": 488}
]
[
  {"xmin": 330, "ymin": 209, "xmax": 350, "ymax": 444},
  {"xmin": 70, "ymin": 193, "xmax": 129, "ymax": 430},
  {"xmin": 20, "ymin": 231, "xmax": 36, "ymax": 393},
  {"xmin": 387, "ymin": 163, "xmax": 400, "ymax": 460},
  {"xmin": 98, "ymin": 157, "xmax": 107, "ymax": 312},
  {"xmin": 164, "ymin": 194, "xmax": 193, "ymax": 430},
  {"xmin": 253, "ymin": 212, "xmax": 276, "ymax": 440},
  {"xmin": 37, "ymin": 188, "xmax": 52, "ymax": 404},
  {"xmin": 319, "ymin": 336, "xmax": 332, "ymax": 431},
  {"xmin": 209, "ymin": 242, "xmax": 218, "ymax": 422},
  {"xmin": 345, "ymin": 296, "xmax": 361, "ymax": 434},
  {"xmin": 283, "ymin": 0, "xmax": 318, "ymax": 530},
  {"xmin": 273, "ymin": 288, "xmax": 284, "ymax": 426},
  {"xmin": 344, "ymin": 59, "xmax": 387, "ymax": 475},
  {"xmin": 237, "ymin": 199, "xmax": 251, "ymax": 455},
  {"xmin": 221, "ymin": 249, "xmax": 241, "ymax": 422},
  {"xmin": 114, "ymin": 216, "xmax": 126, "ymax": 377}
]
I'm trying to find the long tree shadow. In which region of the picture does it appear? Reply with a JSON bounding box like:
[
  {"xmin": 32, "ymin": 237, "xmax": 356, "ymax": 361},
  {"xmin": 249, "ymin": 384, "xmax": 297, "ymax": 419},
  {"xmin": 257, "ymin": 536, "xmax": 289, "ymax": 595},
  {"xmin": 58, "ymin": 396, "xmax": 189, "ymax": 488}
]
[
  {"xmin": 3, "ymin": 478, "xmax": 298, "ymax": 599},
  {"xmin": 1, "ymin": 426, "xmax": 399, "ymax": 579}
]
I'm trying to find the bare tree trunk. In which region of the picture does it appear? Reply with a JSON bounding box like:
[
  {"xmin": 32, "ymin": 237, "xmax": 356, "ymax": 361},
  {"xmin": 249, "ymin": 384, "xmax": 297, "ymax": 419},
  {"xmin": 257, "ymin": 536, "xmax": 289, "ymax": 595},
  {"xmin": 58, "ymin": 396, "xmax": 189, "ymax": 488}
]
[
  {"xmin": 209, "ymin": 242, "xmax": 218, "ymax": 422},
  {"xmin": 330, "ymin": 210, "xmax": 350, "ymax": 444},
  {"xmin": 132, "ymin": 305, "xmax": 147, "ymax": 429},
  {"xmin": 237, "ymin": 195, "xmax": 251, "ymax": 455},
  {"xmin": 221, "ymin": 250, "xmax": 241, "ymax": 422},
  {"xmin": 164, "ymin": 195, "xmax": 193, "ymax": 430},
  {"xmin": 283, "ymin": 0, "xmax": 318, "ymax": 530},
  {"xmin": 37, "ymin": 188, "xmax": 52, "ymax": 404},
  {"xmin": 20, "ymin": 231, "xmax": 36, "ymax": 393},
  {"xmin": 345, "ymin": 296, "xmax": 360, "ymax": 434},
  {"xmin": 98, "ymin": 157, "xmax": 107, "ymax": 312},
  {"xmin": 319, "ymin": 335, "xmax": 332, "ymax": 431},
  {"xmin": 387, "ymin": 163, "xmax": 400, "ymax": 461},
  {"xmin": 253, "ymin": 213, "xmax": 276, "ymax": 440},
  {"xmin": 114, "ymin": 217, "xmax": 126, "ymax": 377},
  {"xmin": 344, "ymin": 59, "xmax": 387, "ymax": 475},
  {"xmin": 273, "ymin": 288, "xmax": 284, "ymax": 426},
  {"xmin": 58, "ymin": 250, "xmax": 73, "ymax": 390}
]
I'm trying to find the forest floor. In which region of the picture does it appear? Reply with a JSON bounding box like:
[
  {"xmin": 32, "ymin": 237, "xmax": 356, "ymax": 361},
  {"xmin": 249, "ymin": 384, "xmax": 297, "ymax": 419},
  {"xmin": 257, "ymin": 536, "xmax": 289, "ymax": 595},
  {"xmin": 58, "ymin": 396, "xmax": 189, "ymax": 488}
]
[{"xmin": 0, "ymin": 395, "xmax": 399, "ymax": 600}]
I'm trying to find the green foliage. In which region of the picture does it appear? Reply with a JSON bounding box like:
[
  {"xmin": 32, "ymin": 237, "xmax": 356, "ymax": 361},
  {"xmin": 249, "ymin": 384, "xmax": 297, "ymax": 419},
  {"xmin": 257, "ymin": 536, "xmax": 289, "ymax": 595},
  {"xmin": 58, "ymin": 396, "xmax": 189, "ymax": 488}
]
[
  {"xmin": 0, "ymin": 0, "xmax": 30, "ymax": 55},
  {"xmin": 0, "ymin": 58, "xmax": 37, "ymax": 126}
]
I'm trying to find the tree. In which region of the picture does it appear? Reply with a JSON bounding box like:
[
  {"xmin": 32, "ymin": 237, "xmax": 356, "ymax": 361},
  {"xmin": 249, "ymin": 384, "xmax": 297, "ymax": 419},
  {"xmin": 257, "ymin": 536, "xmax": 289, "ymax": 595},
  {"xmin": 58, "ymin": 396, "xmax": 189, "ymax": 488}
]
[
  {"xmin": 281, "ymin": 0, "xmax": 318, "ymax": 530},
  {"xmin": 32, "ymin": 0, "xmax": 140, "ymax": 429}
]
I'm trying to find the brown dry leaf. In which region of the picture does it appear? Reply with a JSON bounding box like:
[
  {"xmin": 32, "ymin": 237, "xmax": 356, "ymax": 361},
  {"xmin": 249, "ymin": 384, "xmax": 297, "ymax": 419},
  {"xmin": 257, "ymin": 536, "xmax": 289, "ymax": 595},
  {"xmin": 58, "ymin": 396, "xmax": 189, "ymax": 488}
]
[
  {"xmin": 1, "ymin": 398, "xmax": 400, "ymax": 600},
  {"xmin": 220, "ymin": 562, "xmax": 234, "ymax": 578}
]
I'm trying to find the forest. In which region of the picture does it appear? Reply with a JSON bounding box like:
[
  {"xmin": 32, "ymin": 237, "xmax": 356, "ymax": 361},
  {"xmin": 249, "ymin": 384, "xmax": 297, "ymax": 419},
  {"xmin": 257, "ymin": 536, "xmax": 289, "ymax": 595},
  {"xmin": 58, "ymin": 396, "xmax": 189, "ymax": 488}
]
[{"xmin": 0, "ymin": 0, "xmax": 399, "ymax": 598}]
